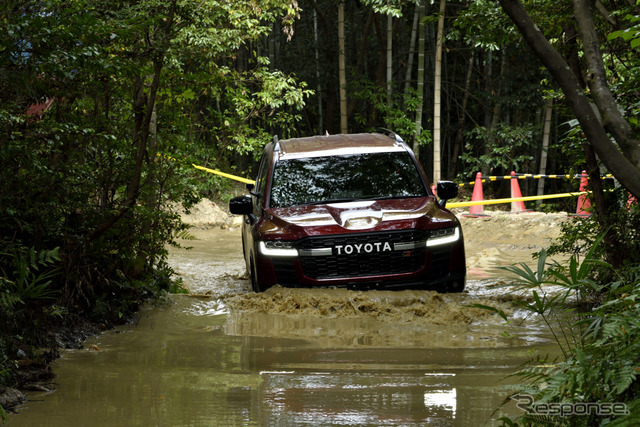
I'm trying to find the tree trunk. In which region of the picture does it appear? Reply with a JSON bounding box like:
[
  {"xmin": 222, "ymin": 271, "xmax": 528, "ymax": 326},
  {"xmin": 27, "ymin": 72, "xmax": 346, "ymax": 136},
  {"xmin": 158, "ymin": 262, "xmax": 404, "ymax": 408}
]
[
  {"xmin": 537, "ymin": 97, "xmax": 553, "ymax": 203},
  {"xmin": 563, "ymin": 24, "xmax": 587, "ymax": 89},
  {"xmin": 572, "ymin": 0, "xmax": 640, "ymax": 167},
  {"xmin": 314, "ymin": 9, "xmax": 323, "ymax": 134},
  {"xmin": 134, "ymin": 105, "xmax": 159, "ymax": 277},
  {"xmin": 347, "ymin": 11, "xmax": 374, "ymax": 118},
  {"xmin": 86, "ymin": 1, "xmax": 176, "ymax": 243},
  {"xmin": 485, "ymin": 53, "xmax": 507, "ymax": 174},
  {"xmin": 433, "ymin": 0, "xmax": 446, "ymax": 184},
  {"xmin": 308, "ymin": 0, "xmax": 338, "ymax": 134},
  {"xmin": 387, "ymin": 13, "xmax": 393, "ymax": 107},
  {"xmin": 412, "ymin": 2, "xmax": 426, "ymax": 157},
  {"xmin": 403, "ymin": 3, "xmax": 421, "ymax": 97},
  {"xmin": 338, "ymin": 2, "xmax": 348, "ymax": 133},
  {"xmin": 497, "ymin": 0, "xmax": 640, "ymax": 198},
  {"xmin": 449, "ymin": 51, "xmax": 474, "ymax": 178},
  {"xmin": 481, "ymin": 50, "xmax": 493, "ymax": 177},
  {"xmin": 583, "ymin": 141, "xmax": 623, "ymax": 266}
]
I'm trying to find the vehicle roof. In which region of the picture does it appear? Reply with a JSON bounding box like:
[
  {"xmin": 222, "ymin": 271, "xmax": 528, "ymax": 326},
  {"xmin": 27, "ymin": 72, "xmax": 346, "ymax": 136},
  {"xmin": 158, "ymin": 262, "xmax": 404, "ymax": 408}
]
[{"xmin": 275, "ymin": 133, "xmax": 408, "ymax": 160}]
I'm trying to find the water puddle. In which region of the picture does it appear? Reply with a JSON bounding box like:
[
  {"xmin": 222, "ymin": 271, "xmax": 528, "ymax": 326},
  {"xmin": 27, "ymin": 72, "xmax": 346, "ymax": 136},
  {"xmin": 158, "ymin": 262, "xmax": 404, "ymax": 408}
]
[{"xmin": 9, "ymin": 216, "xmax": 566, "ymax": 426}]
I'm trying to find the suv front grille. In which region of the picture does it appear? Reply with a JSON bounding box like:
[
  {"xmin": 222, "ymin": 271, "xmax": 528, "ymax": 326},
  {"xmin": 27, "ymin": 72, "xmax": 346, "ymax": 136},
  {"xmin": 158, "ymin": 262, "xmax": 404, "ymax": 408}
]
[{"xmin": 297, "ymin": 230, "xmax": 431, "ymax": 280}]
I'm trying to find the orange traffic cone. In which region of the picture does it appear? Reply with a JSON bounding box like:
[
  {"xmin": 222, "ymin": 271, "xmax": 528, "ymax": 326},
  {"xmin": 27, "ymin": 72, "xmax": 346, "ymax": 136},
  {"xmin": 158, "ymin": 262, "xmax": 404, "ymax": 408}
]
[
  {"xmin": 464, "ymin": 172, "xmax": 489, "ymax": 217},
  {"xmin": 575, "ymin": 170, "xmax": 591, "ymax": 217},
  {"xmin": 510, "ymin": 171, "xmax": 529, "ymax": 213}
]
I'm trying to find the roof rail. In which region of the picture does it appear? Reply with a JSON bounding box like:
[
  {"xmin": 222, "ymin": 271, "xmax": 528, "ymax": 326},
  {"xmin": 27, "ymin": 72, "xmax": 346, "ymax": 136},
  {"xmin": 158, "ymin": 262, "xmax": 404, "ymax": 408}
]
[
  {"xmin": 377, "ymin": 128, "xmax": 405, "ymax": 144},
  {"xmin": 273, "ymin": 134, "xmax": 281, "ymax": 152}
]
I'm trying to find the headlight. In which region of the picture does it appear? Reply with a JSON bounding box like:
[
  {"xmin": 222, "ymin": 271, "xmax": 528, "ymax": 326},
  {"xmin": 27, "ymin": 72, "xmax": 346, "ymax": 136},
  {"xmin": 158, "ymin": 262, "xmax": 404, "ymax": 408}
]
[
  {"xmin": 259, "ymin": 240, "xmax": 298, "ymax": 257},
  {"xmin": 426, "ymin": 227, "xmax": 460, "ymax": 247}
]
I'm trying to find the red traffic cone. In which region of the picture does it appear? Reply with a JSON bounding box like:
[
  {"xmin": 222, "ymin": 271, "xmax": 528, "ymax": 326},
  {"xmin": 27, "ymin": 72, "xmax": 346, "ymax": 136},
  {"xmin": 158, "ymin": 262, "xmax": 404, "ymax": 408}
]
[
  {"xmin": 510, "ymin": 171, "xmax": 528, "ymax": 213},
  {"xmin": 575, "ymin": 170, "xmax": 591, "ymax": 217},
  {"xmin": 464, "ymin": 172, "xmax": 489, "ymax": 217}
]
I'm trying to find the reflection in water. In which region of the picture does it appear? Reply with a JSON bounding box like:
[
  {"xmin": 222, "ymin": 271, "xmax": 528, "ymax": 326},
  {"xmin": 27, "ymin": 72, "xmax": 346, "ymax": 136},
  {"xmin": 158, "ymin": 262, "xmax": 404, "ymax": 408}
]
[
  {"xmin": 260, "ymin": 371, "xmax": 459, "ymax": 425},
  {"xmin": 424, "ymin": 384, "xmax": 457, "ymax": 419}
]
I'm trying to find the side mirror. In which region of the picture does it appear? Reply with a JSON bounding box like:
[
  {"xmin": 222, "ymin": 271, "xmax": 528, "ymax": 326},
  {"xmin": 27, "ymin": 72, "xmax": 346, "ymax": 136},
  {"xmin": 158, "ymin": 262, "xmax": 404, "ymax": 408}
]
[
  {"xmin": 436, "ymin": 181, "xmax": 458, "ymax": 207},
  {"xmin": 229, "ymin": 195, "xmax": 253, "ymax": 215}
]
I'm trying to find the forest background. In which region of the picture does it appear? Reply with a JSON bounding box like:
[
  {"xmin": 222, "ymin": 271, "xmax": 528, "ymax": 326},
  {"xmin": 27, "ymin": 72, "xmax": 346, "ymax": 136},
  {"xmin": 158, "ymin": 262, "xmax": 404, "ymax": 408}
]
[{"xmin": 1, "ymin": 0, "xmax": 640, "ymax": 424}]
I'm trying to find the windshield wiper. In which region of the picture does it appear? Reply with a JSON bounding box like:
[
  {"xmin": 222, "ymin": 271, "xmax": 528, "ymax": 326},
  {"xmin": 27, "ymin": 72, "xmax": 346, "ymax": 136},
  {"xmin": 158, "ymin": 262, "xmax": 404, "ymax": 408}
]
[
  {"xmin": 367, "ymin": 194, "xmax": 426, "ymax": 201},
  {"xmin": 303, "ymin": 195, "xmax": 426, "ymax": 205},
  {"xmin": 303, "ymin": 198, "xmax": 364, "ymax": 206}
]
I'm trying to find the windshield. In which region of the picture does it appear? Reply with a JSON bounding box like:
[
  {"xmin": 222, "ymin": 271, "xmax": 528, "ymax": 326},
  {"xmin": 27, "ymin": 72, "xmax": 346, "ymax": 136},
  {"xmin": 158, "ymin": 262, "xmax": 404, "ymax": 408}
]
[{"xmin": 269, "ymin": 152, "xmax": 428, "ymax": 208}]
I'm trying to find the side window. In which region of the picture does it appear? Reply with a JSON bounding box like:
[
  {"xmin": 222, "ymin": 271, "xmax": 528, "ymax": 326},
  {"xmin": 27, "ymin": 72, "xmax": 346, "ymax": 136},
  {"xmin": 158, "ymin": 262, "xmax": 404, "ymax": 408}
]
[{"xmin": 254, "ymin": 150, "xmax": 271, "ymax": 212}]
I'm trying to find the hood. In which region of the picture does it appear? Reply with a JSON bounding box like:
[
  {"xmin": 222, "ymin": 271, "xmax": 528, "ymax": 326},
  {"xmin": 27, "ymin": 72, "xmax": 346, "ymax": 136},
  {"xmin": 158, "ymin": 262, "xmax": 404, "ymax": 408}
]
[{"xmin": 267, "ymin": 197, "xmax": 452, "ymax": 231}]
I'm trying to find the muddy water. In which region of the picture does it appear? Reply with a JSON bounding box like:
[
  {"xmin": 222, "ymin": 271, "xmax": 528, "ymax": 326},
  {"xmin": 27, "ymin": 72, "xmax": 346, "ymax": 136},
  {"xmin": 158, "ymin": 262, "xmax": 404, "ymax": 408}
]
[{"xmin": 9, "ymin": 214, "xmax": 565, "ymax": 426}]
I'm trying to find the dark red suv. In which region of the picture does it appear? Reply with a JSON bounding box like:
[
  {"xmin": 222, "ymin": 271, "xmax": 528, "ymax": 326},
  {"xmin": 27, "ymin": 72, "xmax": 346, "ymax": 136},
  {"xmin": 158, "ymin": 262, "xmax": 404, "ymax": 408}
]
[{"xmin": 229, "ymin": 131, "xmax": 466, "ymax": 292}]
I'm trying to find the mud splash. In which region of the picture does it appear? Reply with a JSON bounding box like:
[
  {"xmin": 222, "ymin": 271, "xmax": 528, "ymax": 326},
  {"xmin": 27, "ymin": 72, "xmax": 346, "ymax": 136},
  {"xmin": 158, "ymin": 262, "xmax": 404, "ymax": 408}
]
[
  {"xmin": 223, "ymin": 286, "xmax": 511, "ymax": 325},
  {"xmin": 203, "ymin": 286, "xmax": 550, "ymax": 350}
]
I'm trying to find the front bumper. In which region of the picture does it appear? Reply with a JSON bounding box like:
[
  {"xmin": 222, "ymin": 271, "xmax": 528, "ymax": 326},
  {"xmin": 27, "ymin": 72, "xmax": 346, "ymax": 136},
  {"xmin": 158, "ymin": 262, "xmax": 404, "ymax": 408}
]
[{"xmin": 255, "ymin": 231, "xmax": 466, "ymax": 291}]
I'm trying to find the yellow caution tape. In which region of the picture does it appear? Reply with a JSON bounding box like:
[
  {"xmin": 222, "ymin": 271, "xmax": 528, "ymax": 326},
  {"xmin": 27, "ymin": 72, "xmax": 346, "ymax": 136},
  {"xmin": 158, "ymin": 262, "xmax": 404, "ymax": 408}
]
[
  {"xmin": 191, "ymin": 164, "xmax": 254, "ymax": 185},
  {"xmin": 458, "ymin": 174, "xmax": 614, "ymax": 186},
  {"xmin": 447, "ymin": 191, "xmax": 589, "ymax": 208},
  {"xmin": 189, "ymin": 160, "xmax": 588, "ymax": 205},
  {"xmin": 166, "ymin": 151, "xmax": 597, "ymax": 202},
  {"xmin": 158, "ymin": 153, "xmax": 254, "ymax": 184}
]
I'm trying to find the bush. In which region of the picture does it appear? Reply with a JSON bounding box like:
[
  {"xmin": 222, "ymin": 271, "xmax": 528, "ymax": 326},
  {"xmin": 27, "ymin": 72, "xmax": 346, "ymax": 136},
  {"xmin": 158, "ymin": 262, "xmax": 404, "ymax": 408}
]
[{"xmin": 494, "ymin": 204, "xmax": 640, "ymax": 426}]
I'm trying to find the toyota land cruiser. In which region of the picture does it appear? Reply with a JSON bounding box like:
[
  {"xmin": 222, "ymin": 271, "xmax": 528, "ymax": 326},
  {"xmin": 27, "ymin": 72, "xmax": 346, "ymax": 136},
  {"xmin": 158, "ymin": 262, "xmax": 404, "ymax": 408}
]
[{"xmin": 229, "ymin": 131, "xmax": 466, "ymax": 292}]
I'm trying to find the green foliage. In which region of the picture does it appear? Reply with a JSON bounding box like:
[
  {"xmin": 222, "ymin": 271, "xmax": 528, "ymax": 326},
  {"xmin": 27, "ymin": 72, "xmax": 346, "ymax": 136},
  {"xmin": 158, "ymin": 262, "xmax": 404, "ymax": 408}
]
[
  {"xmin": 498, "ymin": 248, "xmax": 581, "ymax": 358},
  {"xmin": 1, "ymin": 0, "xmax": 303, "ymax": 299},
  {"xmin": 0, "ymin": 241, "xmax": 64, "ymax": 389},
  {"xmin": 460, "ymin": 123, "xmax": 537, "ymax": 174},
  {"xmin": 451, "ymin": 0, "xmax": 516, "ymax": 50},
  {"xmin": 548, "ymin": 192, "xmax": 640, "ymax": 268},
  {"xmin": 360, "ymin": 0, "xmax": 406, "ymax": 18},
  {"xmin": 608, "ymin": 14, "xmax": 640, "ymax": 49},
  {"xmin": 201, "ymin": 64, "xmax": 313, "ymax": 160},
  {"xmin": 0, "ymin": 0, "xmax": 304, "ymax": 394},
  {"xmin": 351, "ymin": 81, "xmax": 425, "ymax": 143},
  {"xmin": 0, "ymin": 245, "xmax": 61, "ymax": 309},
  {"xmin": 505, "ymin": 278, "xmax": 640, "ymax": 426},
  {"xmin": 491, "ymin": 221, "xmax": 640, "ymax": 425}
]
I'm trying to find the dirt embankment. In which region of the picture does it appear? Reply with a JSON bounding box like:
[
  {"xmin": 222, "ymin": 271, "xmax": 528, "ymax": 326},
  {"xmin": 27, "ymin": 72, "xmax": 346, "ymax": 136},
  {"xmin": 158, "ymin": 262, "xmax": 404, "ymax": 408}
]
[
  {"xmin": 458, "ymin": 210, "xmax": 568, "ymax": 278},
  {"xmin": 458, "ymin": 210, "xmax": 567, "ymax": 251},
  {"xmin": 174, "ymin": 198, "xmax": 243, "ymax": 229}
]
